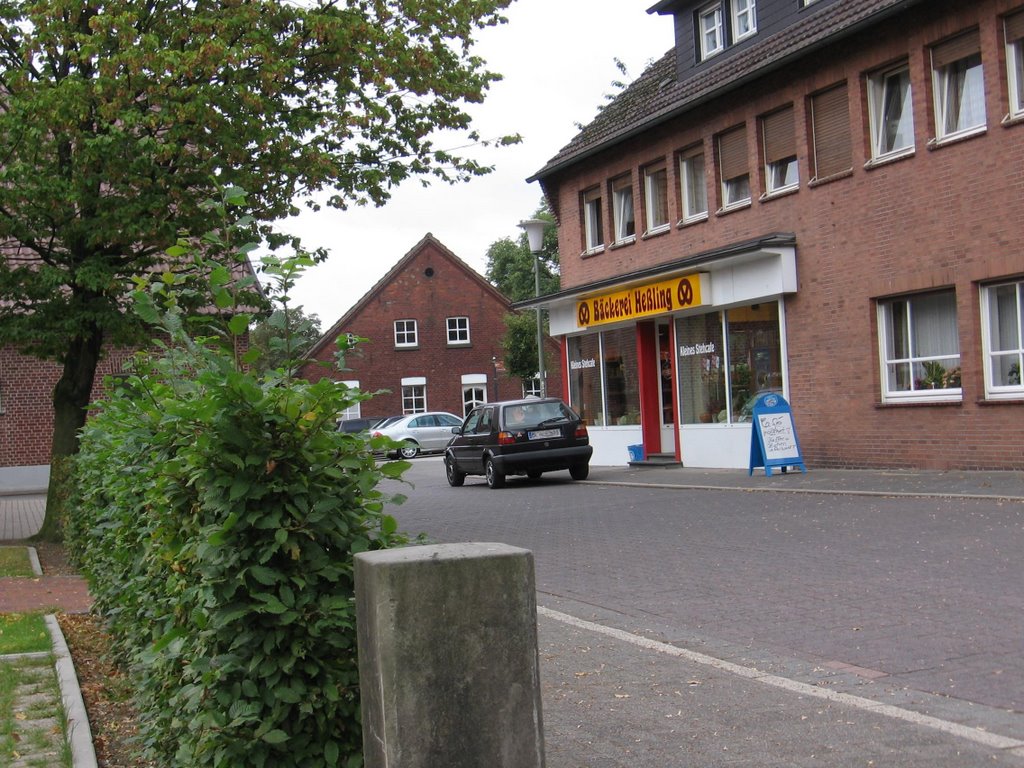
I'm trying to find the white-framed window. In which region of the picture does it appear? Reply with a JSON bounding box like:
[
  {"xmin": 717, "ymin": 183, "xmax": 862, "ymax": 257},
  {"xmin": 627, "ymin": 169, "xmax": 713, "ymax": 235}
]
[
  {"xmin": 394, "ymin": 319, "xmax": 418, "ymax": 348},
  {"xmin": 732, "ymin": 0, "xmax": 756, "ymax": 41},
  {"xmin": 679, "ymin": 146, "xmax": 708, "ymax": 222},
  {"xmin": 461, "ymin": 373, "xmax": 488, "ymax": 415},
  {"xmin": 462, "ymin": 385, "xmax": 486, "ymax": 415},
  {"xmin": 582, "ymin": 187, "xmax": 604, "ymax": 254},
  {"xmin": 878, "ymin": 290, "xmax": 961, "ymax": 402},
  {"xmin": 523, "ymin": 376, "xmax": 543, "ymax": 398},
  {"xmin": 931, "ymin": 30, "xmax": 985, "ymax": 140},
  {"xmin": 761, "ymin": 106, "xmax": 798, "ymax": 195},
  {"xmin": 611, "ymin": 175, "xmax": 635, "ymax": 244},
  {"xmin": 401, "ymin": 376, "xmax": 427, "ymax": 413},
  {"xmin": 1006, "ymin": 11, "xmax": 1024, "ymax": 118},
  {"xmin": 447, "ymin": 316, "xmax": 470, "ymax": 345},
  {"xmin": 643, "ymin": 162, "xmax": 670, "ymax": 234},
  {"xmin": 717, "ymin": 125, "xmax": 750, "ymax": 209},
  {"xmin": 867, "ymin": 64, "xmax": 915, "ymax": 160},
  {"xmin": 699, "ymin": 3, "xmax": 725, "ymax": 60},
  {"xmin": 981, "ymin": 279, "xmax": 1024, "ymax": 398},
  {"xmin": 337, "ymin": 380, "xmax": 361, "ymax": 421}
]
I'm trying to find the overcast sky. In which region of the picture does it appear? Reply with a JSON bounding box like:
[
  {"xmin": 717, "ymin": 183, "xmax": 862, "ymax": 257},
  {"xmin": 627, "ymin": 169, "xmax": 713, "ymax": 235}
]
[{"xmin": 278, "ymin": 0, "xmax": 674, "ymax": 327}]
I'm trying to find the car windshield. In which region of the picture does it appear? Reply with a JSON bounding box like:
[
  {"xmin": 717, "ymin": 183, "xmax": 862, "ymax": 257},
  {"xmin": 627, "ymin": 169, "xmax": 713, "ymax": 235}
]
[{"xmin": 503, "ymin": 401, "xmax": 572, "ymax": 428}]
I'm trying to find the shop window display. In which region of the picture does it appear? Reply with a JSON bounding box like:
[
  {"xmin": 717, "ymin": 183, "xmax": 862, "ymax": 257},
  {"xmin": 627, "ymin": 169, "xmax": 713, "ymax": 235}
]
[
  {"xmin": 602, "ymin": 327, "xmax": 641, "ymax": 425},
  {"xmin": 676, "ymin": 302, "xmax": 782, "ymax": 424},
  {"xmin": 677, "ymin": 312, "xmax": 726, "ymax": 423},
  {"xmin": 568, "ymin": 334, "xmax": 603, "ymax": 425}
]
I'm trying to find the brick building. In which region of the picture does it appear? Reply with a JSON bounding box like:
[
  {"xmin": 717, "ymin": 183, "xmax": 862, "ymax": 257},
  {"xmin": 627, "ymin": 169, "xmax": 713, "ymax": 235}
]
[
  {"xmin": 527, "ymin": 0, "xmax": 1023, "ymax": 469},
  {"xmin": 301, "ymin": 234, "xmax": 562, "ymax": 419}
]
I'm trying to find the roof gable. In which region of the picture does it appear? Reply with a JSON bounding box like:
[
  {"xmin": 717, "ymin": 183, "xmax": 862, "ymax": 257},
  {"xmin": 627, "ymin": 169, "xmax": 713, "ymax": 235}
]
[{"xmin": 305, "ymin": 233, "xmax": 511, "ymax": 359}]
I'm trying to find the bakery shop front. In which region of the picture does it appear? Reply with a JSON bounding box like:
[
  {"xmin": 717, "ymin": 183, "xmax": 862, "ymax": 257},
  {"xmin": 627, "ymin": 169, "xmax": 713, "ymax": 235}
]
[{"xmin": 526, "ymin": 234, "xmax": 798, "ymax": 467}]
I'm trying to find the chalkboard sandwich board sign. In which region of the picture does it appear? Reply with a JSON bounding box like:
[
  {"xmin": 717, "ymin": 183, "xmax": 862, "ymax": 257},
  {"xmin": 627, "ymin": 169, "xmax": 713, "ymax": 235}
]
[{"xmin": 748, "ymin": 392, "xmax": 807, "ymax": 476}]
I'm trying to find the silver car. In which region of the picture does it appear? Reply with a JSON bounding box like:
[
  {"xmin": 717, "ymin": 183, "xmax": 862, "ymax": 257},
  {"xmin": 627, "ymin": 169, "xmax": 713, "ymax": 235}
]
[{"xmin": 371, "ymin": 411, "xmax": 464, "ymax": 458}]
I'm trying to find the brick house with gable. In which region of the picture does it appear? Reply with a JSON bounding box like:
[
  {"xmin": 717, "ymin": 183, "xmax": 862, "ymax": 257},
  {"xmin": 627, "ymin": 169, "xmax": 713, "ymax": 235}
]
[
  {"xmin": 301, "ymin": 233, "xmax": 562, "ymax": 420},
  {"xmin": 526, "ymin": 0, "xmax": 1023, "ymax": 469}
]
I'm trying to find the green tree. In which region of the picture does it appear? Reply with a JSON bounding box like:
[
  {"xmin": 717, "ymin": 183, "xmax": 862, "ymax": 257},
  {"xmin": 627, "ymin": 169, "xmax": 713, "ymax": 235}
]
[
  {"xmin": 485, "ymin": 202, "xmax": 558, "ymax": 383},
  {"xmin": 248, "ymin": 305, "xmax": 322, "ymax": 376},
  {"xmin": 0, "ymin": 0, "xmax": 516, "ymax": 536}
]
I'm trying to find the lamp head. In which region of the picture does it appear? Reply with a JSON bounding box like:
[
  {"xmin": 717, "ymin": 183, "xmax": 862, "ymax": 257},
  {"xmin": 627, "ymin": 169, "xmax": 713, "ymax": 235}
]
[{"xmin": 517, "ymin": 218, "xmax": 550, "ymax": 254}]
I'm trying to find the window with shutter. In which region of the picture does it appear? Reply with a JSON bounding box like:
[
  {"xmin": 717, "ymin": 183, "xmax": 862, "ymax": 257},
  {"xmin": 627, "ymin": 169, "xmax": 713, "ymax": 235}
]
[
  {"xmin": 931, "ymin": 29, "xmax": 985, "ymax": 139},
  {"xmin": 761, "ymin": 106, "xmax": 798, "ymax": 194},
  {"xmin": 643, "ymin": 162, "xmax": 670, "ymax": 234},
  {"xmin": 867, "ymin": 63, "xmax": 914, "ymax": 159},
  {"xmin": 717, "ymin": 125, "xmax": 750, "ymax": 208},
  {"xmin": 810, "ymin": 83, "xmax": 851, "ymax": 180}
]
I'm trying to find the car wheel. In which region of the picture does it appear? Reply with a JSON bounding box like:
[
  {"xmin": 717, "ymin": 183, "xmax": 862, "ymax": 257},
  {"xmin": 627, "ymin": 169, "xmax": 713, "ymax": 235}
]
[
  {"xmin": 485, "ymin": 457, "xmax": 506, "ymax": 489},
  {"xmin": 569, "ymin": 463, "xmax": 590, "ymax": 481},
  {"xmin": 445, "ymin": 457, "xmax": 466, "ymax": 487},
  {"xmin": 526, "ymin": 470, "xmax": 543, "ymax": 480},
  {"xmin": 399, "ymin": 441, "xmax": 420, "ymax": 459}
]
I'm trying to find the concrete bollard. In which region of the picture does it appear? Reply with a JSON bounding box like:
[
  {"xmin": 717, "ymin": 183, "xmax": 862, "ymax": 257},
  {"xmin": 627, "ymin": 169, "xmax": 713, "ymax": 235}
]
[{"xmin": 355, "ymin": 542, "xmax": 545, "ymax": 768}]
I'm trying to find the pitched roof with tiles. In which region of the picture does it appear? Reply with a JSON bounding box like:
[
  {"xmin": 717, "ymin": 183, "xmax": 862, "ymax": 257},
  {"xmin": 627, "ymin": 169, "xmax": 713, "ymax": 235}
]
[
  {"xmin": 304, "ymin": 233, "xmax": 511, "ymax": 360},
  {"xmin": 530, "ymin": 0, "xmax": 922, "ymax": 182}
]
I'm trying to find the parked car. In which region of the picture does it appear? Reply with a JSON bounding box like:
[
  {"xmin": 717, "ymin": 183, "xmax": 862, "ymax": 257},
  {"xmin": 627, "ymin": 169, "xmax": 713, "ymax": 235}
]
[
  {"xmin": 338, "ymin": 416, "xmax": 390, "ymax": 433},
  {"xmin": 444, "ymin": 398, "xmax": 593, "ymax": 489},
  {"xmin": 372, "ymin": 412, "xmax": 464, "ymax": 458}
]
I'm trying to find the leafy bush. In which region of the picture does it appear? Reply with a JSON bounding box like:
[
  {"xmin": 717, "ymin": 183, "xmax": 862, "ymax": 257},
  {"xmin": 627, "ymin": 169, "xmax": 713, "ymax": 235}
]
[{"xmin": 66, "ymin": 193, "xmax": 408, "ymax": 766}]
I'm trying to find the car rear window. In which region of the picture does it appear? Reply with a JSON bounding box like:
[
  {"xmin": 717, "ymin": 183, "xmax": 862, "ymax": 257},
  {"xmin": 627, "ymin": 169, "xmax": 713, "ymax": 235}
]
[{"xmin": 502, "ymin": 401, "xmax": 572, "ymax": 427}]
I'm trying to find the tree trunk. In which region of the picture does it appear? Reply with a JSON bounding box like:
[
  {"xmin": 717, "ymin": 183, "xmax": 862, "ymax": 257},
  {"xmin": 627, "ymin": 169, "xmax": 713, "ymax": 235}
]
[{"xmin": 35, "ymin": 324, "xmax": 104, "ymax": 541}]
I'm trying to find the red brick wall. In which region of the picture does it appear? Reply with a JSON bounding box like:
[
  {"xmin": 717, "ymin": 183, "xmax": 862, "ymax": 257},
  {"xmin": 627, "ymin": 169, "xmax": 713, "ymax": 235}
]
[
  {"xmin": 544, "ymin": 0, "xmax": 1023, "ymax": 469},
  {"xmin": 0, "ymin": 345, "xmax": 136, "ymax": 468},
  {"xmin": 301, "ymin": 237, "xmax": 563, "ymax": 419}
]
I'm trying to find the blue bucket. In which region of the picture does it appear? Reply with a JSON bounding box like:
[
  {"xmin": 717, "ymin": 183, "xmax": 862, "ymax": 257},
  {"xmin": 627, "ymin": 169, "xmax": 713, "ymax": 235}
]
[{"xmin": 627, "ymin": 444, "xmax": 644, "ymax": 462}]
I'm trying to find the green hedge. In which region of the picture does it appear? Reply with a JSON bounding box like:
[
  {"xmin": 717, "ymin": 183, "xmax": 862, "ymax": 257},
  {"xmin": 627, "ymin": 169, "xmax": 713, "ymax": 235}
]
[{"xmin": 66, "ymin": 243, "xmax": 408, "ymax": 767}]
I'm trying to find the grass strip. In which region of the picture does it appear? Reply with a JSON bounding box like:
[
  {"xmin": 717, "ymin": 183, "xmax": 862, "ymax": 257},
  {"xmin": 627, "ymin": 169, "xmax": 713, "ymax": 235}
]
[
  {"xmin": 0, "ymin": 546, "xmax": 34, "ymax": 577},
  {"xmin": 0, "ymin": 613, "xmax": 51, "ymax": 655}
]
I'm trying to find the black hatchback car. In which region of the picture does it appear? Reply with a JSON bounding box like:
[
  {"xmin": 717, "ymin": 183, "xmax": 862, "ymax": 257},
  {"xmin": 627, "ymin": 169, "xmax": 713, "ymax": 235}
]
[{"xmin": 444, "ymin": 398, "xmax": 593, "ymax": 489}]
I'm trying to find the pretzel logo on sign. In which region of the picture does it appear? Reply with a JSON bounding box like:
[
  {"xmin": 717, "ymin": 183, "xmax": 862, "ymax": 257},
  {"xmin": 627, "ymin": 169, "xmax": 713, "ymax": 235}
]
[
  {"xmin": 577, "ymin": 302, "xmax": 591, "ymax": 327},
  {"xmin": 676, "ymin": 278, "xmax": 695, "ymax": 307}
]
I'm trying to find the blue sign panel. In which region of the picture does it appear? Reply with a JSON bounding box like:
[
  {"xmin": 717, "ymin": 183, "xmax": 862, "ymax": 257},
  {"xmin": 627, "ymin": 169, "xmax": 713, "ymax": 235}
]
[{"xmin": 748, "ymin": 392, "xmax": 806, "ymax": 477}]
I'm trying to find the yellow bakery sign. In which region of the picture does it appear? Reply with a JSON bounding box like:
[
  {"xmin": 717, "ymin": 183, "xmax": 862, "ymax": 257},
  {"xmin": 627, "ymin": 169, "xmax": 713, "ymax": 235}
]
[{"xmin": 575, "ymin": 273, "xmax": 707, "ymax": 329}]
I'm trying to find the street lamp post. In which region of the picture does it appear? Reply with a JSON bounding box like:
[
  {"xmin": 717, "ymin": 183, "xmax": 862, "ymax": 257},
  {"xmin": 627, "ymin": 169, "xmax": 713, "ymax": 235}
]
[{"xmin": 517, "ymin": 218, "xmax": 551, "ymax": 398}]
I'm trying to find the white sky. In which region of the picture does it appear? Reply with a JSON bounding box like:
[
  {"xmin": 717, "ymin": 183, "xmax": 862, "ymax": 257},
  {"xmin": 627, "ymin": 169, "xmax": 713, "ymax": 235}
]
[{"xmin": 277, "ymin": 0, "xmax": 674, "ymax": 326}]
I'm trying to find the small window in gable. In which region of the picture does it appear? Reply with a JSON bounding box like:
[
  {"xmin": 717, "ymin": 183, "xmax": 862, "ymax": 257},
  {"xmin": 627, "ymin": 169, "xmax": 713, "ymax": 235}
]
[
  {"xmin": 394, "ymin": 319, "xmax": 418, "ymax": 348},
  {"xmin": 447, "ymin": 316, "xmax": 470, "ymax": 345}
]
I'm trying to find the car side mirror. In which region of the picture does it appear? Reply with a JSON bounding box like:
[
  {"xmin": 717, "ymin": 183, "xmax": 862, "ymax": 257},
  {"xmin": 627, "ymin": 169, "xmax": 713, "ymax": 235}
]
[{"xmin": 451, "ymin": 426, "xmax": 462, "ymax": 435}]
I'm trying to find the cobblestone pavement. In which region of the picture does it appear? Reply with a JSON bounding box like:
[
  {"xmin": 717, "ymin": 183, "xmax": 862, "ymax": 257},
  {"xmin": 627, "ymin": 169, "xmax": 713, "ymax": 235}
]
[{"xmin": 390, "ymin": 458, "xmax": 1024, "ymax": 766}]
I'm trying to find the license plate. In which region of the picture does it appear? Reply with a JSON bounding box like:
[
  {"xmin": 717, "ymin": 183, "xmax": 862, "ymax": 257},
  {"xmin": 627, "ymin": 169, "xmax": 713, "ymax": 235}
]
[{"xmin": 528, "ymin": 428, "xmax": 561, "ymax": 440}]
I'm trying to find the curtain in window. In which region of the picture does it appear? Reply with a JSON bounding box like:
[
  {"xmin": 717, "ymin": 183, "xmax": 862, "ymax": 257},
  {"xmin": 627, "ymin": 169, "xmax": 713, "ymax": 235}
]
[
  {"xmin": 879, "ymin": 69, "xmax": 913, "ymax": 153},
  {"xmin": 613, "ymin": 182, "xmax": 635, "ymax": 241},
  {"xmin": 988, "ymin": 283, "xmax": 1023, "ymax": 386},
  {"xmin": 939, "ymin": 54, "xmax": 985, "ymax": 134},
  {"xmin": 682, "ymin": 152, "xmax": 707, "ymax": 218}
]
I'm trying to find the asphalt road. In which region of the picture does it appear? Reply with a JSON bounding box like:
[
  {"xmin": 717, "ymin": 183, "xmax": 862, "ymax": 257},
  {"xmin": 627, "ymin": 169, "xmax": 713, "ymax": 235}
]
[{"xmin": 382, "ymin": 456, "xmax": 1024, "ymax": 767}]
